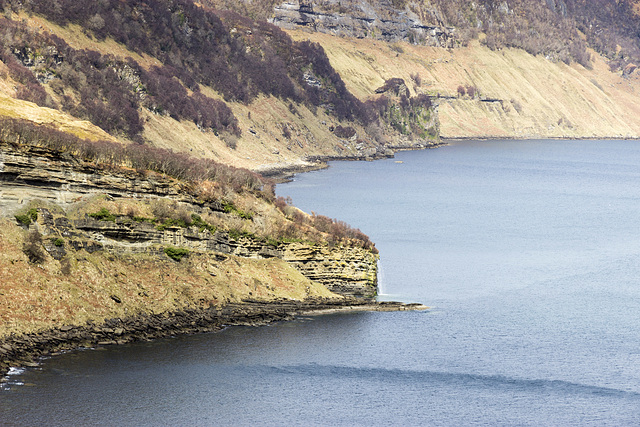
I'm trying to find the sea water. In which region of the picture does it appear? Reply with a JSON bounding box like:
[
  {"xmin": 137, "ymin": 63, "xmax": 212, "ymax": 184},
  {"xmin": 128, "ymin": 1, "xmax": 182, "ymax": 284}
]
[{"xmin": 2, "ymin": 139, "xmax": 640, "ymax": 426}]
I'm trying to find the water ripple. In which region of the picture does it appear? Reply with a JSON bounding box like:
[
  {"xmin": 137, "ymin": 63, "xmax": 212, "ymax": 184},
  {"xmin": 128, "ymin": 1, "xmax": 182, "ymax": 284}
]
[{"xmin": 266, "ymin": 364, "xmax": 640, "ymax": 398}]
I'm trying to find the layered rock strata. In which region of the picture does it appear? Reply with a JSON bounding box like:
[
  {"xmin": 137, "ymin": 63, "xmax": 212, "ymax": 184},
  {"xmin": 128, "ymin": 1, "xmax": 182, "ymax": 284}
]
[
  {"xmin": 0, "ymin": 142, "xmax": 379, "ymax": 297},
  {"xmin": 271, "ymin": 0, "xmax": 455, "ymax": 47},
  {"xmin": 0, "ymin": 141, "xmax": 397, "ymax": 377}
]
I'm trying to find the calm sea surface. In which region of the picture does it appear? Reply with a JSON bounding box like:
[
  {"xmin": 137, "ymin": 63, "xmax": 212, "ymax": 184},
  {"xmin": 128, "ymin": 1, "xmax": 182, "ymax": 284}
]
[{"xmin": 2, "ymin": 139, "xmax": 640, "ymax": 426}]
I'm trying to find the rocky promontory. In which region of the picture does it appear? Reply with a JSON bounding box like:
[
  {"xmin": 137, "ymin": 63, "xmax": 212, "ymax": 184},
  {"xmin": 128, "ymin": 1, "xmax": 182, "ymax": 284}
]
[
  {"xmin": 0, "ymin": 298, "xmax": 427, "ymax": 380},
  {"xmin": 0, "ymin": 139, "xmax": 424, "ymax": 380}
]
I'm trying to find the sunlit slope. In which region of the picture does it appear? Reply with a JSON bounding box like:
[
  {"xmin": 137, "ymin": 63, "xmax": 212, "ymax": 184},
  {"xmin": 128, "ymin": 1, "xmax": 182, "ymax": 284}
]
[
  {"xmin": 0, "ymin": 94, "xmax": 119, "ymax": 143},
  {"xmin": 288, "ymin": 31, "xmax": 640, "ymax": 139}
]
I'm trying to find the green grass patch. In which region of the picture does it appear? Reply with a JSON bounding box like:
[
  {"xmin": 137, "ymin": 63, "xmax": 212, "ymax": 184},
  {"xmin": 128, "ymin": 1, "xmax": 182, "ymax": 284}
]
[
  {"xmin": 191, "ymin": 214, "xmax": 216, "ymax": 233},
  {"xmin": 222, "ymin": 201, "xmax": 253, "ymax": 220},
  {"xmin": 164, "ymin": 246, "xmax": 190, "ymax": 262},
  {"xmin": 88, "ymin": 208, "xmax": 116, "ymax": 222},
  {"xmin": 133, "ymin": 216, "xmax": 155, "ymax": 224},
  {"xmin": 156, "ymin": 218, "xmax": 189, "ymax": 231},
  {"xmin": 15, "ymin": 208, "xmax": 38, "ymax": 226}
]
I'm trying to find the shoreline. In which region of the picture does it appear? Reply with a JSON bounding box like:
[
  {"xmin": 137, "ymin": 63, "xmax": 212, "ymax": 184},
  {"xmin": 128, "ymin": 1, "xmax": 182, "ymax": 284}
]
[
  {"xmin": 440, "ymin": 136, "xmax": 640, "ymax": 142},
  {"xmin": 258, "ymin": 136, "xmax": 640, "ymax": 182},
  {"xmin": 0, "ymin": 298, "xmax": 427, "ymax": 381},
  {"xmin": 261, "ymin": 140, "xmax": 445, "ymax": 182}
]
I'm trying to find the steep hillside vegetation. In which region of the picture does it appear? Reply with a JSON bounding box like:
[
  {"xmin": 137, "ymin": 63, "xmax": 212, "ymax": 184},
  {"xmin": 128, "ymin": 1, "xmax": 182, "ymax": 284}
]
[
  {"xmin": 250, "ymin": 0, "xmax": 640, "ymax": 139},
  {"xmin": 288, "ymin": 31, "xmax": 640, "ymax": 139},
  {"xmin": 258, "ymin": 0, "xmax": 640, "ymax": 71},
  {"xmin": 0, "ymin": 116, "xmax": 382, "ymax": 340},
  {"xmin": 0, "ymin": 0, "xmax": 438, "ymax": 174}
]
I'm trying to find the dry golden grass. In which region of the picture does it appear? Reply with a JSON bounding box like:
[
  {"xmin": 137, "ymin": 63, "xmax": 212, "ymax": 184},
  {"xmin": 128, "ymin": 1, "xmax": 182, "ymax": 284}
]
[
  {"xmin": 5, "ymin": 15, "xmax": 636, "ymax": 175},
  {"xmin": 0, "ymin": 94, "xmax": 119, "ymax": 142},
  {"xmin": 0, "ymin": 217, "xmax": 337, "ymax": 339},
  {"xmin": 141, "ymin": 93, "xmax": 363, "ymax": 171},
  {"xmin": 288, "ymin": 31, "xmax": 640, "ymax": 139}
]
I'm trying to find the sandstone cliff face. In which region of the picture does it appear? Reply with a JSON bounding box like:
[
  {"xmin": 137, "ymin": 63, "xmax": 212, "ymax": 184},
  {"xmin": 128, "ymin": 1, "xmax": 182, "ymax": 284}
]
[
  {"xmin": 0, "ymin": 144, "xmax": 196, "ymax": 218},
  {"xmin": 271, "ymin": 0, "xmax": 455, "ymax": 47},
  {"xmin": 282, "ymin": 242, "xmax": 378, "ymax": 298},
  {"xmin": 0, "ymin": 142, "xmax": 378, "ymax": 300}
]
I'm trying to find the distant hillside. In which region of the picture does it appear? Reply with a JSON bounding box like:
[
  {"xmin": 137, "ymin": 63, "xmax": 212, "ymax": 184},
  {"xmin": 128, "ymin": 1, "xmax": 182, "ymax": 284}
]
[
  {"xmin": 244, "ymin": 0, "xmax": 640, "ymax": 139},
  {"xmin": 1, "ymin": 0, "xmax": 639, "ymax": 174},
  {"xmin": 225, "ymin": 0, "xmax": 640, "ymax": 72},
  {"xmin": 0, "ymin": 0, "xmax": 437, "ymax": 174}
]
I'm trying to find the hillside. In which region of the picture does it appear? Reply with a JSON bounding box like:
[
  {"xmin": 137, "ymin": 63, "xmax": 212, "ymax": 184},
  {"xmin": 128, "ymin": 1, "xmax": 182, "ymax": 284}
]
[
  {"xmin": 0, "ymin": 0, "xmax": 438, "ymax": 175},
  {"xmin": 0, "ymin": 0, "xmax": 434, "ymax": 373},
  {"xmin": 287, "ymin": 32, "xmax": 640, "ymax": 139},
  {"xmin": 1, "ymin": 0, "xmax": 639, "ymax": 173},
  {"xmin": 1, "ymin": 0, "xmax": 639, "ymax": 377},
  {"xmin": 266, "ymin": 0, "xmax": 640, "ymax": 140},
  {"xmin": 0, "ymin": 118, "xmax": 389, "ymax": 375}
]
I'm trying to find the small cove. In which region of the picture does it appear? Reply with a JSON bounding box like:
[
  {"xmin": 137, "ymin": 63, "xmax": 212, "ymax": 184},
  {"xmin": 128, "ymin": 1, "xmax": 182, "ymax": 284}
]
[{"xmin": 2, "ymin": 139, "xmax": 640, "ymax": 426}]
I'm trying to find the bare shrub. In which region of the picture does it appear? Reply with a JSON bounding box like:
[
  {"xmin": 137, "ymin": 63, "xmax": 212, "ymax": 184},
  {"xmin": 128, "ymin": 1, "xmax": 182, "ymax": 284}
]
[
  {"xmin": 274, "ymin": 196, "xmax": 292, "ymax": 212},
  {"xmin": 151, "ymin": 200, "xmax": 178, "ymax": 222},
  {"xmin": 282, "ymin": 125, "xmax": 292, "ymax": 139},
  {"xmin": 510, "ymin": 99, "xmax": 523, "ymax": 114},
  {"xmin": 466, "ymin": 85, "xmax": 476, "ymax": 99},
  {"xmin": 60, "ymin": 257, "xmax": 72, "ymax": 275},
  {"xmin": 410, "ymin": 72, "xmax": 422, "ymax": 87},
  {"xmin": 333, "ymin": 125, "xmax": 357, "ymax": 139},
  {"xmin": 23, "ymin": 230, "xmax": 47, "ymax": 264},
  {"xmin": 390, "ymin": 43, "xmax": 405, "ymax": 54},
  {"xmin": 221, "ymin": 134, "xmax": 238, "ymax": 150}
]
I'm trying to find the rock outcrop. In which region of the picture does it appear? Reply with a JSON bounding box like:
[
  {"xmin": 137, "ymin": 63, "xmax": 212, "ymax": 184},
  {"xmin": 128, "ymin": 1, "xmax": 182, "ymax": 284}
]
[
  {"xmin": 0, "ymin": 143, "xmax": 196, "ymax": 218},
  {"xmin": 283, "ymin": 243, "xmax": 378, "ymax": 298},
  {"xmin": 0, "ymin": 141, "xmax": 378, "ymax": 298},
  {"xmin": 271, "ymin": 0, "xmax": 455, "ymax": 47}
]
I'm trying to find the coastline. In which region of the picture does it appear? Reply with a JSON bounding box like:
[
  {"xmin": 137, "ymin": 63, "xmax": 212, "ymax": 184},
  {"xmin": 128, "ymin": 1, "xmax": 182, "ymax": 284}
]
[
  {"xmin": 261, "ymin": 139, "xmax": 446, "ymax": 182},
  {"xmin": 440, "ymin": 136, "xmax": 640, "ymax": 142},
  {"xmin": 0, "ymin": 298, "xmax": 427, "ymax": 381},
  {"xmin": 258, "ymin": 135, "xmax": 640, "ymax": 182}
]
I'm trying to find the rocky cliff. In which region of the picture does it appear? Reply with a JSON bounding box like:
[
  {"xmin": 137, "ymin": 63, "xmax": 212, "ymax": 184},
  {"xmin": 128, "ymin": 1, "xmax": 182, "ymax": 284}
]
[
  {"xmin": 271, "ymin": 0, "xmax": 455, "ymax": 47},
  {"xmin": 0, "ymin": 141, "xmax": 378, "ymax": 302},
  {"xmin": 0, "ymin": 139, "xmax": 393, "ymax": 378}
]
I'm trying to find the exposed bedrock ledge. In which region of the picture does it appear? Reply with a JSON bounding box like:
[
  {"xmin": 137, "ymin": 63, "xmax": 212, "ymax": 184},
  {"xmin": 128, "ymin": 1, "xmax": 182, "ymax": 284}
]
[
  {"xmin": 282, "ymin": 243, "xmax": 378, "ymax": 298},
  {"xmin": 31, "ymin": 210, "xmax": 379, "ymax": 298},
  {"xmin": 0, "ymin": 143, "xmax": 202, "ymax": 218},
  {"xmin": 0, "ymin": 142, "xmax": 379, "ymax": 298},
  {"xmin": 271, "ymin": 0, "xmax": 456, "ymax": 47},
  {"xmin": 0, "ymin": 298, "xmax": 427, "ymax": 381}
]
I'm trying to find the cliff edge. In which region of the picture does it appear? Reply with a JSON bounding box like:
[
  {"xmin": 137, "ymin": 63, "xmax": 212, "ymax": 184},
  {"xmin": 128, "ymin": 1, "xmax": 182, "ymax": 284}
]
[{"xmin": 0, "ymin": 135, "xmax": 403, "ymax": 378}]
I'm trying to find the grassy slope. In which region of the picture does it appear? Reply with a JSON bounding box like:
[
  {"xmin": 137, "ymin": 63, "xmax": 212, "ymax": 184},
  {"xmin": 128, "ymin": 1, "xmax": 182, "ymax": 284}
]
[
  {"xmin": 0, "ymin": 217, "xmax": 336, "ymax": 339},
  {"xmin": 0, "ymin": 94, "xmax": 119, "ymax": 142},
  {"xmin": 4, "ymin": 10, "xmax": 637, "ymax": 176},
  {"xmin": 1, "ymin": 4, "xmax": 638, "ymax": 344},
  {"xmin": 287, "ymin": 31, "xmax": 640, "ymax": 140},
  {"xmin": 0, "ymin": 11, "xmax": 388, "ymax": 173}
]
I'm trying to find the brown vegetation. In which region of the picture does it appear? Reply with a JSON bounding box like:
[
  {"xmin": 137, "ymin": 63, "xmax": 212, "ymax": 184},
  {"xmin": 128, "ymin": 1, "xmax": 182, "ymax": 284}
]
[
  {"xmin": 0, "ymin": 0, "xmax": 386, "ymax": 139},
  {"xmin": 414, "ymin": 0, "xmax": 640, "ymax": 70},
  {"xmin": 0, "ymin": 116, "xmax": 265, "ymax": 193},
  {"xmin": 1, "ymin": 116, "xmax": 378, "ymax": 251}
]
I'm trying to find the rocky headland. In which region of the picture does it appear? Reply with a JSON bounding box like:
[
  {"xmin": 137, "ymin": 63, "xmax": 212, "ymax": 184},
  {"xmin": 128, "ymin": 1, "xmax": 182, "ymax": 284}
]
[{"xmin": 0, "ymin": 140, "xmax": 425, "ymax": 380}]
